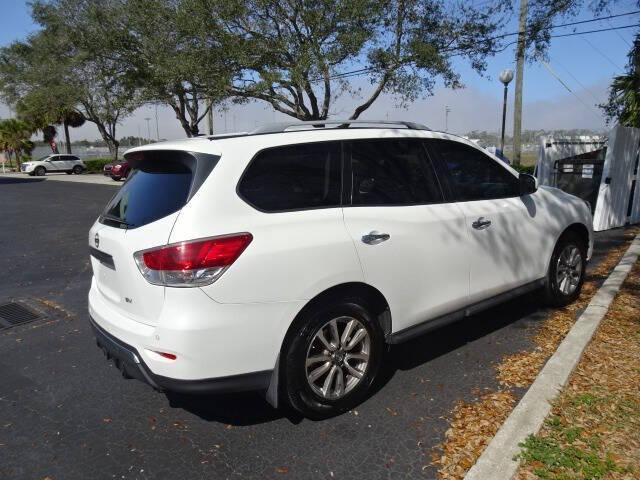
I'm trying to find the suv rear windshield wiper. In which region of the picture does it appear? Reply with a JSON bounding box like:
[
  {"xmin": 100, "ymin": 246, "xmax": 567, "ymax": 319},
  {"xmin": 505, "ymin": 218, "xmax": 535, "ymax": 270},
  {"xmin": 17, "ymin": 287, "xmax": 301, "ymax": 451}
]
[{"xmin": 100, "ymin": 214, "xmax": 136, "ymax": 228}]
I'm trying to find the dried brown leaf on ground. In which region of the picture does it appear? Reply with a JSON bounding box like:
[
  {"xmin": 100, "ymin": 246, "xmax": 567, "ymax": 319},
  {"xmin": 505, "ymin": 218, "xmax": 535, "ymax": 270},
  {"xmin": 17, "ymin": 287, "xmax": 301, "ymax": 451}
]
[
  {"xmin": 432, "ymin": 227, "xmax": 639, "ymax": 480},
  {"xmin": 434, "ymin": 391, "xmax": 516, "ymax": 480},
  {"xmin": 516, "ymin": 257, "xmax": 640, "ymax": 479},
  {"xmin": 497, "ymin": 227, "xmax": 640, "ymax": 390}
]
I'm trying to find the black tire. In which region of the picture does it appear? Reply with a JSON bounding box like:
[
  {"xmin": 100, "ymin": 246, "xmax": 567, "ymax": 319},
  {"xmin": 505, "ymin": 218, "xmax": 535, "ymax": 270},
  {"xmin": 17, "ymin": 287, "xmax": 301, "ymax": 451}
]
[
  {"xmin": 282, "ymin": 297, "xmax": 384, "ymax": 419},
  {"xmin": 543, "ymin": 231, "xmax": 587, "ymax": 307},
  {"xmin": 72, "ymin": 165, "xmax": 83, "ymax": 174},
  {"xmin": 34, "ymin": 166, "xmax": 46, "ymax": 176}
]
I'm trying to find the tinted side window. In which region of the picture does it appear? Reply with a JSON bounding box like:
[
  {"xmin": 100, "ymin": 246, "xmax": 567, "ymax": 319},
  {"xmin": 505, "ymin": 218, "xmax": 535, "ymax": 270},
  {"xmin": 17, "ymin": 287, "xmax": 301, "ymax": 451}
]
[
  {"xmin": 239, "ymin": 142, "xmax": 341, "ymax": 212},
  {"xmin": 350, "ymin": 139, "xmax": 441, "ymax": 206},
  {"xmin": 431, "ymin": 140, "xmax": 519, "ymax": 201}
]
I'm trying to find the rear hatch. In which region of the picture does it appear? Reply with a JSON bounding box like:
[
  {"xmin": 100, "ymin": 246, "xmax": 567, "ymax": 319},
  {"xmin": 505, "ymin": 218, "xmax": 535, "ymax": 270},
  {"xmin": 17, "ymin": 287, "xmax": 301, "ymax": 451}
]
[{"xmin": 89, "ymin": 150, "xmax": 219, "ymax": 326}]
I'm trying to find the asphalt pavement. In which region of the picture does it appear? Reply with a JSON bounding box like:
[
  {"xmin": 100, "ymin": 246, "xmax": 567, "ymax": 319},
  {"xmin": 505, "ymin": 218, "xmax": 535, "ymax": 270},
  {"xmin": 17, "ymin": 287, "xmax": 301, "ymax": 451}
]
[
  {"xmin": 0, "ymin": 171, "xmax": 121, "ymax": 186},
  {"xmin": 0, "ymin": 177, "xmax": 630, "ymax": 480}
]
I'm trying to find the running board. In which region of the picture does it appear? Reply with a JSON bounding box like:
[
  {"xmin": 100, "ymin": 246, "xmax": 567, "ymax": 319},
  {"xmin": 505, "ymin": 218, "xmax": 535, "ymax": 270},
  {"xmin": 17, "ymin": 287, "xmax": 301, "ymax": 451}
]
[{"xmin": 386, "ymin": 278, "xmax": 546, "ymax": 345}]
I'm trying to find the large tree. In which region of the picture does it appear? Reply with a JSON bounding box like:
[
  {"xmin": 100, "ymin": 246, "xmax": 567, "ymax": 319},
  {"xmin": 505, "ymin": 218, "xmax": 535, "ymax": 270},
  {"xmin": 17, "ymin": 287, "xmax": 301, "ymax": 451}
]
[
  {"xmin": 188, "ymin": 0, "xmax": 511, "ymax": 121},
  {"xmin": 120, "ymin": 0, "xmax": 233, "ymax": 137},
  {"xmin": 0, "ymin": 1, "xmax": 141, "ymax": 160},
  {"xmin": 0, "ymin": 31, "xmax": 84, "ymax": 154},
  {"xmin": 31, "ymin": 0, "xmax": 141, "ymax": 159}
]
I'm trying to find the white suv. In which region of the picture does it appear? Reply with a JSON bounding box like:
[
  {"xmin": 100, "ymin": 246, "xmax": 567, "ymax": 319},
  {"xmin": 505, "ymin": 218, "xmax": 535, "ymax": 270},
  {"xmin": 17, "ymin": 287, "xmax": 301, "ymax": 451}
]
[
  {"xmin": 22, "ymin": 154, "xmax": 86, "ymax": 176},
  {"xmin": 88, "ymin": 120, "xmax": 593, "ymax": 418}
]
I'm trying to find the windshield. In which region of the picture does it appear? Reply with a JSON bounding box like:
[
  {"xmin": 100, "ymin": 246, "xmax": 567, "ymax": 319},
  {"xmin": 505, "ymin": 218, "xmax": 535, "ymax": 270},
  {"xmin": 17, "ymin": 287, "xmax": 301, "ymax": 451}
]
[
  {"xmin": 101, "ymin": 159, "xmax": 193, "ymax": 229},
  {"xmin": 36, "ymin": 155, "xmax": 52, "ymax": 162}
]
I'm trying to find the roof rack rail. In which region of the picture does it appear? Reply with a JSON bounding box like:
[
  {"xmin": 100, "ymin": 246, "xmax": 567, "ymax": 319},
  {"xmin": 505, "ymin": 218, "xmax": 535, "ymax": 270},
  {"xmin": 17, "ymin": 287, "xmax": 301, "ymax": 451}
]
[{"xmin": 250, "ymin": 119, "xmax": 430, "ymax": 135}]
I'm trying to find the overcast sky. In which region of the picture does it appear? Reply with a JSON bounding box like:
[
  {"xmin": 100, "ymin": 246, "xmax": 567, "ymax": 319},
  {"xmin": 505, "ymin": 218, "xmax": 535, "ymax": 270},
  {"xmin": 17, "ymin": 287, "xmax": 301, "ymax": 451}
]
[{"xmin": 0, "ymin": 0, "xmax": 637, "ymax": 141}]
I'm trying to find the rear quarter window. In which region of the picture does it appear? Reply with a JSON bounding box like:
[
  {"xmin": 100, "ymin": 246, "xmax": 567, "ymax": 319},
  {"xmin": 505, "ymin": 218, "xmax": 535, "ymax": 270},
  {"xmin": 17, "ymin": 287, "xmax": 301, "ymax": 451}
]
[{"xmin": 238, "ymin": 142, "xmax": 342, "ymax": 212}]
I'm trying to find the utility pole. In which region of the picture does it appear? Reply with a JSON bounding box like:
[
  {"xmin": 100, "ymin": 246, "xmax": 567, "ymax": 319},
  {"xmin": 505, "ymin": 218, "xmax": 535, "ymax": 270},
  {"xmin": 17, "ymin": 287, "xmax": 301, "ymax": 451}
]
[
  {"xmin": 206, "ymin": 99, "xmax": 214, "ymax": 135},
  {"xmin": 512, "ymin": 0, "xmax": 527, "ymax": 166}
]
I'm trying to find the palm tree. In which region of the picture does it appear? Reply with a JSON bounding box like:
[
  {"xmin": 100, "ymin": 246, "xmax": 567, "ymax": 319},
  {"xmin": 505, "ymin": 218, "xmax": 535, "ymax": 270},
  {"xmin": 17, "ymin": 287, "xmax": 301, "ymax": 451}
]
[
  {"xmin": 602, "ymin": 34, "xmax": 640, "ymax": 128},
  {"xmin": 0, "ymin": 119, "xmax": 35, "ymax": 171}
]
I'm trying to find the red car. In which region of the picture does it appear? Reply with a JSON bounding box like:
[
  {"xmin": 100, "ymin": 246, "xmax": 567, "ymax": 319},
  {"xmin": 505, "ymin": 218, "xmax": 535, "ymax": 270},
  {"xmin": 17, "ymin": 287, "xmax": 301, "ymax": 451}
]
[{"xmin": 110, "ymin": 160, "xmax": 131, "ymax": 181}]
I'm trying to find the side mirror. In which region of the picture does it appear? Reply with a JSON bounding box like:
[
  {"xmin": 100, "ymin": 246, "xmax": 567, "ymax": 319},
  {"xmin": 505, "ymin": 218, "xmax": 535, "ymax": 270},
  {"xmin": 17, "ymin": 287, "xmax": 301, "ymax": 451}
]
[{"xmin": 519, "ymin": 173, "xmax": 538, "ymax": 196}]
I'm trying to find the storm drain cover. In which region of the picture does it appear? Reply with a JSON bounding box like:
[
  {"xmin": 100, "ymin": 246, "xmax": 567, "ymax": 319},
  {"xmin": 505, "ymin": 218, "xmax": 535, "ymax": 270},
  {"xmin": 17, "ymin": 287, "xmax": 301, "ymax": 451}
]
[{"xmin": 0, "ymin": 302, "xmax": 40, "ymax": 327}]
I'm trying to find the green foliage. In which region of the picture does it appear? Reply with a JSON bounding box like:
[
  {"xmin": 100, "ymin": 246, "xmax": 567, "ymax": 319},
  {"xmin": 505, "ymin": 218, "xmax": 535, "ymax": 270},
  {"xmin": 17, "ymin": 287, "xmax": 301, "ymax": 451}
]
[
  {"xmin": 0, "ymin": 0, "xmax": 142, "ymax": 160},
  {"xmin": 601, "ymin": 33, "xmax": 640, "ymax": 128},
  {"xmin": 83, "ymin": 158, "xmax": 113, "ymax": 173},
  {"xmin": 191, "ymin": 0, "xmax": 511, "ymax": 120},
  {"xmin": 0, "ymin": 118, "xmax": 36, "ymax": 168}
]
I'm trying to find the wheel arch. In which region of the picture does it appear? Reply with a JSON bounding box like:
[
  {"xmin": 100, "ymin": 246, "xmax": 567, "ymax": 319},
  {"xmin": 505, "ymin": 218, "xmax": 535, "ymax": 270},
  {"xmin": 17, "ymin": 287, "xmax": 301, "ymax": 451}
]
[
  {"xmin": 545, "ymin": 222, "xmax": 591, "ymax": 279},
  {"xmin": 266, "ymin": 282, "xmax": 391, "ymax": 408},
  {"xmin": 559, "ymin": 222, "xmax": 590, "ymax": 252},
  {"xmin": 283, "ymin": 282, "xmax": 392, "ymax": 347}
]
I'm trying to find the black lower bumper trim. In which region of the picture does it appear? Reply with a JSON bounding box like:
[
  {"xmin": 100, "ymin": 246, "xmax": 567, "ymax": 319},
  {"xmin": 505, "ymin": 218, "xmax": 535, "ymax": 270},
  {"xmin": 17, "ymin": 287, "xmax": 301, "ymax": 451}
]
[{"xmin": 89, "ymin": 316, "xmax": 272, "ymax": 395}]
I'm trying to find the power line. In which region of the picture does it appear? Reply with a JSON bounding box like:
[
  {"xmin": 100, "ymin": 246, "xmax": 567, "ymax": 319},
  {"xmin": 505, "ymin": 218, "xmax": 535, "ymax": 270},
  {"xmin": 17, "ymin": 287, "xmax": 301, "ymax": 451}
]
[
  {"xmin": 325, "ymin": 10, "xmax": 640, "ymax": 82},
  {"xmin": 540, "ymin": 61, "xmax": 603, "ymax": 121},
  {"xmin": 582, "ymin": 36, "xmax": 622, "ymax": 70},
  {"xmin": 327, "ymin": 22, "xmax": 639, "ymax": 82},
  {"xmin": 554, "ymin": 59, "xmax": 604, "ymax": 106},
  {"xmin": 606, "ymin": 17, "xmax": 632, "ymax": 46},
  {"xmin": 550, "ymin": 23, "xmax": 638, "ymax": 39}
]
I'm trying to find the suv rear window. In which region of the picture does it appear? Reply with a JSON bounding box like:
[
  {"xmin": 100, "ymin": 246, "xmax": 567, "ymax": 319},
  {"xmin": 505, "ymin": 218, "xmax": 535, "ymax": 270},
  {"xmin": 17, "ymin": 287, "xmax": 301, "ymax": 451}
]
[
  {"xmin": 239, "ymin": 142, "xmax": 341, "ymax": 212},
  {"xmin": 101, "ymin": 160, "xmax": 193, "ymax": 229}
]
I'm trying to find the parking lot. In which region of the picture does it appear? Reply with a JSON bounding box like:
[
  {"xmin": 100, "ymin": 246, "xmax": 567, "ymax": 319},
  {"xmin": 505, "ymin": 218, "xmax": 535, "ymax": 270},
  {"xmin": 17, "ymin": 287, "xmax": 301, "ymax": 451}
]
[{"xmin": 0, "ymin": 177, "xmax": 630, "ymax": 480}]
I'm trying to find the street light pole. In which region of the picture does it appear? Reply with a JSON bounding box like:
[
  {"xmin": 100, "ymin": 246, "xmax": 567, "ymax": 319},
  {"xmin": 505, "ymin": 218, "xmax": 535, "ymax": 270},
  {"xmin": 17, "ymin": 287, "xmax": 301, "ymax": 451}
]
[
  {"xmin": 499, "ymin": 69, "xmax": 514, "ymax": 156},
  {"xmin": 144, "ymin": 117, "xmax": 151, "ymax": 144},
  {"xmin": 155, "ymin": 104, "xmax": 160, "ymax": 140},
  {"xmin": 445, "ymin": 105, "xmax": 451, "ymax": 132}
]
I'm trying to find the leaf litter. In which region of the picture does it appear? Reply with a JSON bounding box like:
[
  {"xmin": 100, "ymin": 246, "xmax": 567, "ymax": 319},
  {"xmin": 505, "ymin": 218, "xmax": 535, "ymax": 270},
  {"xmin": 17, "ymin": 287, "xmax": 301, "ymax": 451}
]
[{"xmin": 432, "ymin": 227, "xmax": 640, "ymax": 480}]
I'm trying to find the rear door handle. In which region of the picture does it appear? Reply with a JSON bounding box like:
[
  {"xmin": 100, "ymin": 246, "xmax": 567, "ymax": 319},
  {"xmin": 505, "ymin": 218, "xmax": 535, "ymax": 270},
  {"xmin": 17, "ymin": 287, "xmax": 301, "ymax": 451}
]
[
  {"xmin": 472, "ymin": 217, "xmax": 492, "ymax": 230},
  {"xmin": 362, "ymin": 231, "xmax": 390, "ymax": 245}
]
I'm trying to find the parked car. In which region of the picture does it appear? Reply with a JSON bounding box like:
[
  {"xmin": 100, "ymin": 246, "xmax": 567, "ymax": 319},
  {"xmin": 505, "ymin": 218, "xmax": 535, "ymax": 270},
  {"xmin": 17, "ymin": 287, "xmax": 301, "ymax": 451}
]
[
  {"xmin": 22, "ymin": 154, "xmax": 86, "ymax": 176},
  {"xmin": 109, "ymin": 160, "xmax": 131, "ymax": 181},
  {"xmin": 88, "ymin": 120, "xmax": 593, "ymax": 419},
  {"xmin": 103, "ymin": 162, "xmax": 114, "ymax": 176}
]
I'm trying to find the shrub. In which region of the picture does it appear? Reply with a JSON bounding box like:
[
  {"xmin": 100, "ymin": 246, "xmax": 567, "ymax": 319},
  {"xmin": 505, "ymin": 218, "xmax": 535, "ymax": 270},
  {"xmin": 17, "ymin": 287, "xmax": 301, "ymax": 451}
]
[{"xmin": 83, "ymin": 157, "xmax": 113, "ymax": 173}]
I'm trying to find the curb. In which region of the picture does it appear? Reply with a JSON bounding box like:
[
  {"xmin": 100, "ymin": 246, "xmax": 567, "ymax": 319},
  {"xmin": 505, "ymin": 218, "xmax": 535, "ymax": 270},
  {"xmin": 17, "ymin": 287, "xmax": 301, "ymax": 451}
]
[{"xmin": 464, "ymin": 234, "xmax": 640, "ymax": 480}]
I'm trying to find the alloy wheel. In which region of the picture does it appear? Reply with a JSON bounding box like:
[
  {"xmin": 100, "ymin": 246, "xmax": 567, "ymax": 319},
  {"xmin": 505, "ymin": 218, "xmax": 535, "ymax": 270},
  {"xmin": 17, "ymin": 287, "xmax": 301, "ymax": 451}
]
[
  {"xmin": 305, "ymin": 316, "xmax": 371, "ymax": 400},
  {"xmin": 556, "ymin": 245, "xmax": 583, "ymax": 295}
]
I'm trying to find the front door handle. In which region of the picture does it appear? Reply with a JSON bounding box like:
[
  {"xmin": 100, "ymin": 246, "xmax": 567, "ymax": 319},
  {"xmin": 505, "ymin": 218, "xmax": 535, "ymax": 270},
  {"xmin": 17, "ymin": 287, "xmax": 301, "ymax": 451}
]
[
  {"xmin": 362, "ymin": 231, "xmax": 390, "ymax": 245},
  {"xmin": 472, "ymin": 217, "xmax": 492, "ymax": 230}
]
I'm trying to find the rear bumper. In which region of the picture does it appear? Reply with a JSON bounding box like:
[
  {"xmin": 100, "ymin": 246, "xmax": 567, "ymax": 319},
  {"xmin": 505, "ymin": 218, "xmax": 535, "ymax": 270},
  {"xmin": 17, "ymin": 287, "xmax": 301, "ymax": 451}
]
[
  {"xmin": 90, "ymin": 315, "xmax": 272, "ymax": 394},
  {"xmin": 88, "ymin": 276, "xmax": 302, "ymax": 393}
]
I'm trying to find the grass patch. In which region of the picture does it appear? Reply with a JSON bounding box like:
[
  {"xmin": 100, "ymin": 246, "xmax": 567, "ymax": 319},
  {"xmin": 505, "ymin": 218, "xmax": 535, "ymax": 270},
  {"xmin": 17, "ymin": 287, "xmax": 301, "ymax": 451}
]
[
  {"xmin": 519, "ymin": 434, "xmax": 620, "ymax": 480},
  {"xmin": 516, "ymin": 257, "xmax": 640, "ymax": 480}
]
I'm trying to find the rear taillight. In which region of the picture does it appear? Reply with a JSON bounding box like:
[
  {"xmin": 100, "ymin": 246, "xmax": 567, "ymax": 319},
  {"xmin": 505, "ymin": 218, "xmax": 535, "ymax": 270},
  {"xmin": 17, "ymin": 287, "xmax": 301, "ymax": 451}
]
[{"xmin": 133, "ymin": 233, "xmax": 253, "ymax": 287}]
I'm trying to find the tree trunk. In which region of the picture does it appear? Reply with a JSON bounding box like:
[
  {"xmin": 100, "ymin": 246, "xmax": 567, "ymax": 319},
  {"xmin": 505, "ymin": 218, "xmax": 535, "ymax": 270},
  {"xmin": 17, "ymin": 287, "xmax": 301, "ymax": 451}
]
[
  {"xmin": 91, "ymin": 119, "xmax": 119, "ymax": 160},
  {"xmin": 63, "ymin": 120, "xmax": 72, "ymax": 154},
  {"xmin": 107, "ymin": 140, "xmax": 119, "ymax": 161}
]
